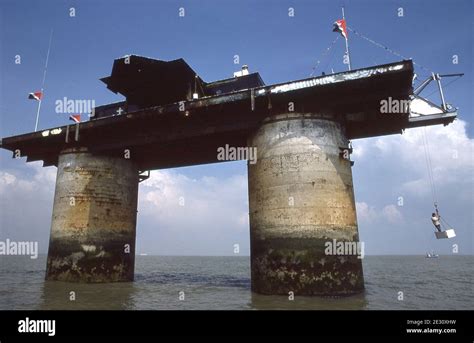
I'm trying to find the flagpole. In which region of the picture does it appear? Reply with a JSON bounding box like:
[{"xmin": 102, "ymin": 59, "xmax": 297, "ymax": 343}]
[
  {"xmin": 34, "ymin": 95, "xmax": 42, "ymax": 132},
  {"xmin": 342, "ymin": 7, "xmax": 352, "ymax": 71},
  {"xmin": 34, "ymin": 29, "xmax": 53, "ymax": 132}
]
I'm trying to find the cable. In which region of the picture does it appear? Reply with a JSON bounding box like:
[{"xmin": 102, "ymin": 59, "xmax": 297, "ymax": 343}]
[
  {"xmin": 34, "ymin": 29, "xmax": 54, "ymax": 132},
  {"xmin": 440, "ymin": 216, "xmax": 454, "ymax": 229},
  {"xmin": 343, "ymin": 26, "xmax": 462, "ymax": 231},
  {"xmin": 310, "ymin": 35, "xmax": 340, "ymax": 76},
  {"xmin": 347, "ymin": 26, "xmax": 434, "ymax": 77},
  {"xmin": 321, "ymin": 39, "xmax": 338, "ymax": 73},
  {"xmin": 421, "ymin": 127, "xmax": 437, "ymax": 205},
  {"xmin": 425, "ymin": 128, "xmax": 438, "ymax": 203},
  {"xmin": 423, "ymin": 76, "xmax": 461, "ymax": 99}
]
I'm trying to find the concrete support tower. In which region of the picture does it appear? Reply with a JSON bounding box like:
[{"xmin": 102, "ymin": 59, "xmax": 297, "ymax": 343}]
[
  {"xmin": 248, "ymin": 113, "xmax": 364, "ymax": 295},
  {"xmin": 46, "ymin": 148, "xmax": 139, "ymax": 282}
]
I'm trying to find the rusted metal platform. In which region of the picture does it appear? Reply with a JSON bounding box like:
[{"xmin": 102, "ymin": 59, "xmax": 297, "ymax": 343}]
[{"xmin": 0, "ymin": 60, "xmax": 456, "ymax": 170}]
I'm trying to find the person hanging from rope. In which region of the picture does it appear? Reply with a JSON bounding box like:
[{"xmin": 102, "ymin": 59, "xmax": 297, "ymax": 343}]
[{"xmin": 431, "ymin": 206, "xmax": 442, "ymax": 232}]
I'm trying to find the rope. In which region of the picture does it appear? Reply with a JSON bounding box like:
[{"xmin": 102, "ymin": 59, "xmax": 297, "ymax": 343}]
[
  {"xmin": 347, "ymin": 26, "xmax": 433, "ymax": 78},
  {"xmin": 41, "ymin": 30, "xmax": 53, "ymax": 90},
  {"xmin": 423, "ymin": 76, "xmax": 461, "ymax": 99},
  {"xmin": 321, "ymin": 39, "xmax": 338, "ymax": 73},
  {"xmin": 440, "ymin": 216, "xmax": 454, "ymax": 229},
  {"xmin": 34, "ymin": 29, "xmax": 54, "ymax": 132},
  {"xmin": 310, "ymin": 35, "xmax": 340, "ymax": 76},
  {"xmin": 344, "ymin": 26, "xmax": 461, "ymax": 231},
  {"xmin": 421, "ymin": 127, "xmax": 438, "ymax": 205},
  {"xmin": 413, "ymin": 75, "xmax": 461, "ymax": 214},
  {"xmin": 410, "ymin": 76, "xmax": 461, "ymax": 117}
]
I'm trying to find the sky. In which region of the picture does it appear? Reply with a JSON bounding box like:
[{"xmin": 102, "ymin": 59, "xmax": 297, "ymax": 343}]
[{"xmin": 0, "ymin": 0, "xmax": 472, "ymax": 256}]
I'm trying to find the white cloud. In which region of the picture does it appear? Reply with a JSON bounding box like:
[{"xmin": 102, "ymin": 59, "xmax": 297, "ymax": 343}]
[
  {"xmin": 356, "ymin": 202, "xmax": 403, "ymax": 224},
  {"xmin": 0, "ymin": 162, "xmax": 56, "ymax": 194},
  {"xmin": 139, "ymin": 170, "xmax": 249, "ymax": 233},
  {"xmin": 353, "ymin": 119, "xmax": 473, "ymax": 254},
  {"xmin": 352, "ymin": 144, "xmax": 365, "ymax": 159},
  {"xmin": 0, "ymin": 161, "xmax": 251, "ymax": 255},
  {"xmin": 0, "ymin": 172, "xmax": 16, "ymax": 189},
  {"xmin": 137, "ymin": 169, "xmax": 250, "ymax": 255},
  {"xmin": 382, "ymin": 204, "xmax": 403, "ymax": 223},
  {"xmin": 356, "ymin": 201, "xmax": 378, "ymax": 223},
  {"xmin": 355, "ymin": 120, "xmax": 473, "ymax": 195},
  {"xmin": 0, "ymin": 162, "xmax": 56, "ymax": 246}
]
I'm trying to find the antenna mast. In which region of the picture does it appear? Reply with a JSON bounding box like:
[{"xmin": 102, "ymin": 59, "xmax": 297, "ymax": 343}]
[
  {"xmin": 342, "ymin": 7, "xmax": 352, "ymax": 71},
  {"xmin": 34, "ymin": 29, "xmax": 53, "ymax": 132}
]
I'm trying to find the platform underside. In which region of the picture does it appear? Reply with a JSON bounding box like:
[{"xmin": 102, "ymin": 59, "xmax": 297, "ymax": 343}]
[{"xmin": 0, "ymin": 60, "xmax": 456, "ymax": 170}]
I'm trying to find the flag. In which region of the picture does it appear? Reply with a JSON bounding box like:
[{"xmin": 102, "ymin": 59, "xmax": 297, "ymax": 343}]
[
  {"xmin": 69, "ymin": 114, "xmax": 81, "ymax": 123},
  {"xmin": 333, "ymin": 19, "xmax": 348, "ymax": 40},
  {"xmin": 28, "ymin": 91, "xmax": 43, "ymax": 101}
]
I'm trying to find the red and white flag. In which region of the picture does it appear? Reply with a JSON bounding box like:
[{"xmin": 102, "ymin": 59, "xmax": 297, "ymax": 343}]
[
  {"xmin": 333, "ymin": 19, "xmax": 348, "ymax": 40},
  {"xmin": 69, "ymin": 114, "xmax": 81, "ymax": 123},
  {"xmin": 28, "ymin": 91, "xmax": 43, "ymax": 101}
]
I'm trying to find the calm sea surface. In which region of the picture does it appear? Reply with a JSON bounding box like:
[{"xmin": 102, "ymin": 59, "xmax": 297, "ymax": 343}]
[{"xmin": 0, "ymin": 255, "xmax": 472, "ymax": 310}]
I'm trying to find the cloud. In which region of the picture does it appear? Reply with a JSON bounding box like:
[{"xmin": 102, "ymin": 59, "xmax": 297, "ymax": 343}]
[
  {"xmin": 139, "ymin": 170, "xmax": 248, "ymax": 232},
  {"xmin": 382, "ymin": 205, "xmax": 403, "ymax": 224},
  {"xmin": 0, "ymin": 162, "xmax": 56, "ymax": 245},
  {"xmin": 352, "ymin": 119, "xmax": 473, "ymax": 254},
  {"xmin": 0, "ymin": 160, "xmax": 251, "ymax": 255},
  {"xmin": 0, "ymin": 163, "xmax": 56, "ymax": 194},
  {"xmin": 356, "ymin": 202, "xmax": 403, "ymax": 224},
  {"xmin": 356, "ymin": 202, "xmax": 378, "ymax": 223},
  {"xmin": 355, "ymin": 120, "xmax": 473, "ymax": 191},
  {"xmin": 0, "ymin": 172, "xmax": 16, "ymax": 189},
  {"xmin": 137, "ymin": 169, "xmax": 250, "ymax": 255}
]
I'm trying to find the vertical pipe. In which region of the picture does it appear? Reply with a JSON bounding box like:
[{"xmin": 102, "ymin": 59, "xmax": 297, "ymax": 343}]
[
  {"xmin": 435, "ymin": 74, "xmax": 447, "ymax": 111},
  {"xmin": 342, "ymin": 7, "xmax": 352, "ymax": 71}
]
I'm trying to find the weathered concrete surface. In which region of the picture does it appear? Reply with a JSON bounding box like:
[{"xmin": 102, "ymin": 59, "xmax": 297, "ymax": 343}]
[
  {"xmin": 248, "ymin": 113, "xmax": 364, "ymax": 295},
  {"xmin": 46, "ymin": 148, "xmax": 139, "ymax": 282}
]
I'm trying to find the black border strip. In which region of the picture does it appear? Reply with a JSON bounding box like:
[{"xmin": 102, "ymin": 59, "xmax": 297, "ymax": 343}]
[{"xmin": 0, "ymin": 310, "xmax": 472, "ymax": 338}]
